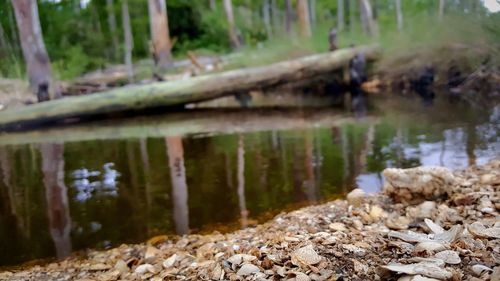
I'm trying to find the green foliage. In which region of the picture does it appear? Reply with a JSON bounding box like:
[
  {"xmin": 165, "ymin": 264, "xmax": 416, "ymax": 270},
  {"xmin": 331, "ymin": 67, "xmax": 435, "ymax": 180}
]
[{"xmin": 1, "ymin": 0, "xmax": 498, "ymax": 80}]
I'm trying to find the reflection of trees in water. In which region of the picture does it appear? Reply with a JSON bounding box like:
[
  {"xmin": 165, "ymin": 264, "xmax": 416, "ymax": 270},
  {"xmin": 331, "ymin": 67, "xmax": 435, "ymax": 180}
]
[
  {"xmin": 303, "ymin": 132, "xmax": 318, "ymax": 203},
  {"xmin": 237, "ymin": 135, "xmax": 248, "ymax": 228},
  {"xmin": 140, "ymin": 139, "xmax": 152, "ymax": 236},
  {"xmin": 166, "ymin": 137, "xmax": 189, "ymax": 235},
  {"xmin": 40, "ymin": 143, "xmax": 72, "ymax": 259}
]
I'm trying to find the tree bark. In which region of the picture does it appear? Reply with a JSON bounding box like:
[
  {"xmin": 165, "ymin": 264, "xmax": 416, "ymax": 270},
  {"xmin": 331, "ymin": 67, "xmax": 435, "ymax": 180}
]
[
  {"xmin": 297, "ymin": 0, "xmax": 311, "ymax": 37},
  {"xmin": 11, "ymin": 0, "xmax": 54, "ymax": 102},
  {"xmin": 358, "ymin": 0, "xmax": 377, "ymax": 37},
  {"xmin": 439, "ymin": 0, "xmax": 445, "ymax": 20},
  {"xmin": 106, "ymin": 0, "xmax": 119, "ymax": 61},
  {"xmin": 395, "ymin": 0, "xmax": 403, "ymax": 31},
  {"xmin": 285, "ymin": 0, "xmax": 293, "ymax": 35},
  {"xmin": 0, "ymin": 45, "xmax": 379, "ymax": 130},
  {"xmin": 148, "ymin": 0, "xmax": 173, "ymax": 69},
  {"xmin": 337, "ymin": 0, "xmax": 344, "ymax": 31},
  {"xmin": 223, "ymin": 0, "xmax": 241, "ymax": 48},
  {"xmin": 121, "ymin": 0, "xmax": 134, "ymax": 82}
]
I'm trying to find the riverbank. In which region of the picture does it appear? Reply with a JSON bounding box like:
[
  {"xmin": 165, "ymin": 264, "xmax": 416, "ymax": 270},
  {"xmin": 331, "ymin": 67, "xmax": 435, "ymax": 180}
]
[{"xmin": 1, "ymin": 160, "xmax": 498, "ymax": 280}]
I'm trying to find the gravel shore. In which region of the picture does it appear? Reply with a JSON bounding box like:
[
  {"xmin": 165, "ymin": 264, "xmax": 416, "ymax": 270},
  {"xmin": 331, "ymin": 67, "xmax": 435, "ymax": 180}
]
[{"xmin": 1, "ymin": 160, "xmax": 498, "ymax": 281}]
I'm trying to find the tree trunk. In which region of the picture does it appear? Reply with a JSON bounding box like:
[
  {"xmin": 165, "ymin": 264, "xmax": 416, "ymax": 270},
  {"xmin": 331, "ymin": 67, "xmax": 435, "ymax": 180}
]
[
  {"xmin": 209, "ymin": 0, "xmax": 216, "ymax": 11},
  {"xmin": 263, "ymin": 0, "xmax": 272, "ymax": 39},
  {"xmin": 439, "ymin": 0, "xmax": 445, "ymax": 20},
  {"xmin": 223, "ymin": 0, "xmax": 241, "ymax": 48},
  {"xmin": 106, "ymin": 0, "xmax": 119, "ymax": 61},
  {"xmin": 0, "ymin": 21, "xmax": 8, "ymax": 57},
  {"xmin": 7, "ymin": 3, "xmax": 21, "ymax": 58},
  {"xmin": 271, "ymin": 0, "xmax": 279, "ymax": 33},
  {"xmin": 121, "ymin": 0, "xmax": 134, "ymax": 82},
  {"xmin": 148, "ymin": 0, "xmax": 173, "ymax": 70},
  {"xmin": 297, "ymin": 0, "xmax": 311, "ymax": 37},
  {"xmin": 309, "ymin": 0, "xmax": 316, "ymax": 28},
  {"xmin": 395, "ymin": 0, "xmax": 403, "ymax": 31},
  {"xmin": 11, "ymin": 0, "xmax": 54, "ymax": 102},
  {"xmin": 358, "ymin": 0, "xmax": 377, "ymax": 37},
  {"xmin": 372, "ymin": 0, "xmax": 378, "ymax": 20},
  {"xmin": 285, "ymin": 0, "xmax": 293, "ymax": 35},
  {"xmin": 345, "ymin": 0, "xmax": 351, "ymax": 31},
  {"xmin": 337, "ymin": 0, "xmax": 344, "ymax": 31}
]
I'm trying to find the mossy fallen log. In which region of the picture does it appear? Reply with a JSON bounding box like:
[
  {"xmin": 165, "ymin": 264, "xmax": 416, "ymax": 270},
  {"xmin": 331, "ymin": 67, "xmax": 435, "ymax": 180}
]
[{"xmin": 0, "ymin": 45, "xmax": 379, "ymax": 131}]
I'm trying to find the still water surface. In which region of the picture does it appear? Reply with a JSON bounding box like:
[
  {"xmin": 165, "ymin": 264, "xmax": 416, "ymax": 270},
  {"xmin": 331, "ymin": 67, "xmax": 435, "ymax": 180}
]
[{"xmin": 0, "ymin": 96, "xmax": 498, "ymax": 266}]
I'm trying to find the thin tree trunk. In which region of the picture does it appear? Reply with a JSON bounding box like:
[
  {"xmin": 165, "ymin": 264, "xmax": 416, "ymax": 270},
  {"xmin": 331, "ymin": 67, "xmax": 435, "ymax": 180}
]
[
  {"xmin": 0, "ymin": 21, "xmax": 8, "ymax": 57},
  {"xmin": 121, "ymin": 0, "xmax": 134, "ymax": 82},
  {"xmin": 439, "ymin": 0, "xmax": 445, "ymax": 20},
  {"xmin": 7, "ymin": 3, "xmax": 21, "ymax": 58},
  {"xmin": 11, "ymin": 0, "xmax": 54, "ymax": 102},
  {"xmin": 223, "ymin": 0, "xmax": 241, "ymax": 48},
  {"xmin": 395, "ymin": 0, "xmax": 403, "ymax": 31},
  {"xmin": 348, "ymin": 0, "xmax": 355, "ymax": 32},
  {"xmin": 271, "ymin": 0, "xmax": 279, "ymax": 33},
  {"xmin": 106, "ymin": 0, "xmax": 119, "ymax": 61},
  {"xmin": 297, "ymin": 0, "xmax": 311, "ymax": 37},
  {"xmin": 358, "ymin": 0, "xmax": 377, "ymax": 37},
  {"xmin": 345, "ymin": 0, "xmax": 351, "ymax": 31},
  {"xmin": 166, "ymin": 136, "xmax": 189, "ymax": 235},
  {"xmin": 263, "ymin": 0, "xmax": 272, "ymax": 39},
  {"xmin": 285, "ymin": 0, "xmax": 293, "ymax": 35},
  {"xmin": 309, "ymin": 0, "xmax": 316, "ymax": 28},
  {"xmin": 148, "ymin": 0, "xmax": 172, "ymax": 70},
  {"xmin": 209, "ymin": 0, "xmax": 216, "ymax": 11},
  {"xmin": 337, "ymin": 0, "xmax": 344, "ymax": 31}
]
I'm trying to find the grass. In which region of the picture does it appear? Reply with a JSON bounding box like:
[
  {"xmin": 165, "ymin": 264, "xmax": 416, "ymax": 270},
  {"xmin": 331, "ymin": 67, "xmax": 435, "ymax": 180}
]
[{"xmin": 224, "ymin": 13, "xmax": 499, "ymax": 76}]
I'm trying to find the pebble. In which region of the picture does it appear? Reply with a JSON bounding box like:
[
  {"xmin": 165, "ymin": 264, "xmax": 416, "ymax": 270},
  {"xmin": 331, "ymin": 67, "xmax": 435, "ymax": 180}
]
[
  {"xmin": 236, "ymin": 263, "xmax": 260, "ymax": 276},
  {"xmin": 346, "ymin": 188, "xmax": 366, "ymax": 207}
]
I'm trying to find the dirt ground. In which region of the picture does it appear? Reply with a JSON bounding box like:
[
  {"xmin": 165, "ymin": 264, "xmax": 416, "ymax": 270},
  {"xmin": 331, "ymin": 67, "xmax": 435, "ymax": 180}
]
[{"xmin": 0, "ymin": 160, "xmax": 498, "ymax": 281}]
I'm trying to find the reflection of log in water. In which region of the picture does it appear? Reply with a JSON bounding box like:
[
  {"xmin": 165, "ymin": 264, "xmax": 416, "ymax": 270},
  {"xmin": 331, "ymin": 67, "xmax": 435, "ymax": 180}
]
[
  {"xmin": 0, "ymin": 108, "xmax": 379, "ymax": 146},
  {"xmin": 166, "ymin": 137, "xmax": 189, "ymax": 235},
  {"xmin": 237, "ymin": 135, "xmax": 248, "ymax": 228},
  {"xmin": 40, "ymin": 143, "xmax": 72, "ymax": 259}
]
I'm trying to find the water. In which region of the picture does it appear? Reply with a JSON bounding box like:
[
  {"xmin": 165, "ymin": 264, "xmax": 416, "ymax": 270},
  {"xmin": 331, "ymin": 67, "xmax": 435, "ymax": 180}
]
[{"xmin": 0, "ymin": 95, "xmax": 498, "ymax": 266}]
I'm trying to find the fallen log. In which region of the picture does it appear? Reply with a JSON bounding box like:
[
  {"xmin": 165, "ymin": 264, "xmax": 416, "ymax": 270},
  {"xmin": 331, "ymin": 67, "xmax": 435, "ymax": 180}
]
[{"xmin": 0, "ymin": 45, "xmax": 379, "ymax": 131}]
